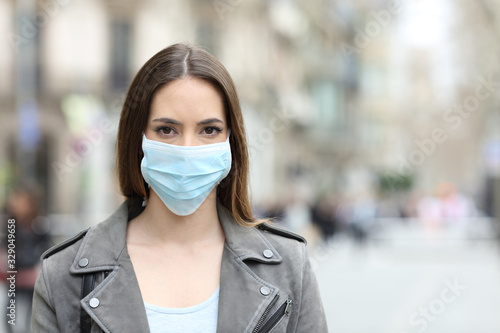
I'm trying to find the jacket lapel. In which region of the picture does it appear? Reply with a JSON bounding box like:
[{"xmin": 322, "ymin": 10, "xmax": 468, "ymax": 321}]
[
  {"xmin": 216, "ymin": 204, "xmax": 283, "ymax": 333},
  {"xmin": 80, "ymin": 252, "xmax": 149, "ymax": 332},
  {"xmin": 70, "ymin": 201, "xmax": 150, "ymax": 332}
]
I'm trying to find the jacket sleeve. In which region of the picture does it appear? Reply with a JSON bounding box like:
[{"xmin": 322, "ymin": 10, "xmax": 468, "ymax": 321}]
[
  {"xmin": 31, "ymin": 261, "xmax": 60, "ymax": 332},
  {"xmin": 296, "ymin": 243, "xmax": 329, "ymax": 332}
]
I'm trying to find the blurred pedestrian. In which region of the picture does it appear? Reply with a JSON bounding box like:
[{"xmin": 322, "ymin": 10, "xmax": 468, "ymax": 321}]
[
  {"xmin": 283, "ymin": 192, "xmax": 311, "ymax": 234},
  {"xmin": 417, "ymin": 182, "xmax": 477, "ymax": 230},
  {"xmin": 311, "ymin": 196, "xmax": 337, "ymax": 242},
  {"xmin": 336, "ymin": 195, "xmax": 377, "ymax": 246},
  {"xmin": 437, "ymin": 182, "xmax": 476, "ymax": 225},
  {"xmin": 31, "ymin": 44, "xmax": 328, "ymax": 333},
  {"xmin": 1, "ymin": 184, "xmax": 51, "ymax": 332}
]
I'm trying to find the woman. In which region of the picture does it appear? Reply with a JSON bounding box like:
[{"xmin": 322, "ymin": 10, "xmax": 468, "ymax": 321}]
[{"xmin": 31, "ymin": 44, "xmax": 328, "ymax": 333}]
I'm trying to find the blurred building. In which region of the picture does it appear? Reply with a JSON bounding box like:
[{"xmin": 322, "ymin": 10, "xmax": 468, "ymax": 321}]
[
  {"xmin": 0, "ymin": 0, "xmax": 499, "ymax": 227},
  {"xmin": 354, "ymin": 0, "xmax": 500, "ymax": 212}
]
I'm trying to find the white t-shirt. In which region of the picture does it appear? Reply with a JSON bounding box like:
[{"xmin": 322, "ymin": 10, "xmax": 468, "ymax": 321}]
[{"xmin": 144, "ymin": 286, "xmax": 219, "ymax": 333}]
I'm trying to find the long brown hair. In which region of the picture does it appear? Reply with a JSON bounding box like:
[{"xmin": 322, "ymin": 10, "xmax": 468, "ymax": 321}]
[{"xmin": 116, "ymin": 43, "xmax": 258, "ymax": 227}]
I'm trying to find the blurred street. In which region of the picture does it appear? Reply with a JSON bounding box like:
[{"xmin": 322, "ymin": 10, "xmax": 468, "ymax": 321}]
[
  {"xmin": 314, "ymin": 218, "xmax": 500, "ymax": 333},
  {"xmin": 1, "ymin": 0, "xmax": 500, "ymax": 331}
]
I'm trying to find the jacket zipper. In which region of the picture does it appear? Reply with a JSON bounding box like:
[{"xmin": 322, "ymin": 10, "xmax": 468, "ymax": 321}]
[{"xmin": 253, "ymin": 298, "xmax": 292, "ymax": 333}]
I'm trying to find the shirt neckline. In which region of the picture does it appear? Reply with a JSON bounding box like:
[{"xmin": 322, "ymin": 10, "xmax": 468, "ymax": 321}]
[{"xmin": 144, "ymin": 286, "xmax": 220, "ymax": 314}]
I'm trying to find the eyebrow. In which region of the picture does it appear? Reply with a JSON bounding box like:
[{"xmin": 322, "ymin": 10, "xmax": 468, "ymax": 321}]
[
  {"xmin": 152, "ymin": 117, "xmax": 181, "ymax": 125},
  {"xmin": 151, "ymin": 117, "xmax": 224, "ymax": 125},
  {"xmin": 197, "ymin": 118, "xmax": 224, "ymax": 125}
]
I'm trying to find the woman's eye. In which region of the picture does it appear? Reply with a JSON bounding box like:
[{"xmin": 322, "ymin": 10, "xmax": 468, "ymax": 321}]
[
  {"xmin": 155, "ymin": 126, "xmax": 176, "ymax": 136},
  {"xmin": 202, "ymin": 126, "xmax": 222, "ymax": 136}
]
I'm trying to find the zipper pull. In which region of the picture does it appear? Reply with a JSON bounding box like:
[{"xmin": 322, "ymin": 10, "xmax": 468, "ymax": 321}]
[{"xmin": 284, "ymin": 299, "xmax": 292, "ymax": 315}]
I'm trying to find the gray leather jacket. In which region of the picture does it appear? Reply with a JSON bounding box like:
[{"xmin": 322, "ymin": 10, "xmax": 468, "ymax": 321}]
[{"xmin": 31, "ymin": 201, "xmax": 328, "ymax": 332}]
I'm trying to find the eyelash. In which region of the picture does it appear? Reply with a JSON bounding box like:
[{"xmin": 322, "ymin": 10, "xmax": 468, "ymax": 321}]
[
  {"xmin": 153, "ymin": 126, "xmax": 175, "ymax": 136},
  {"xmin": 153, "ymin": 126, "xmax": 223, "ymax": 136},
  {"xmin": 203, "ymin": 126, "xmax": 223, "ymax": 135}
]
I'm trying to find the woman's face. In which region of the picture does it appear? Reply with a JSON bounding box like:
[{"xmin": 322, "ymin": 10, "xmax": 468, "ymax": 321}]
[{"xmin": 145, "ymin": 78, "xmax": 228, "ymax": 146}]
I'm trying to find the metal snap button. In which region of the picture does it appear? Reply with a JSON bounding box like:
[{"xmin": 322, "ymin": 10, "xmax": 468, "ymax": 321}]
[
  {"xmin": 263, "ymin": 249, "xmax": 273, "ymax": 258},
  {"xmin": 260, "ymin": 286, "xmax": 271, "ymax": 296},
  {"xmin": 78, "ymin": 258, "xmax": 89, "ymax": 267},
  {"xmin": 89, "ymin": 298, "xmax": 100, "ymax": 308}
]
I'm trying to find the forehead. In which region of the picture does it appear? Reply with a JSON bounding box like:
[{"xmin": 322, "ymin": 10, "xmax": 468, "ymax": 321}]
[{"xmin": 149, "ymin": 78, "xmax": 225, "ymax": 120}]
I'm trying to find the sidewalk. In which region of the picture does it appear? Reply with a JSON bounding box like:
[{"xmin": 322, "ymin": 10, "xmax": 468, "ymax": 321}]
[{"xmin": 314, "ymin": 221, "xmax": 500, "ymax": 333}]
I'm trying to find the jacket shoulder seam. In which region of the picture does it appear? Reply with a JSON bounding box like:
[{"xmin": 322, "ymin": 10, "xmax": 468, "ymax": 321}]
[
  {"xmin": 297, "ymin": 242, "xmax": 307, "ymax": 328},
  {"xmin": 41, "ymin": 228, "xmax": 91, "ymax": 260},
  {"xmin": 41, "ymin": 259, "xmax": 56, "ymax": 313},
  {"xmin": 257, "ymin": 223, "xmax": 307, "ymax": 244}
]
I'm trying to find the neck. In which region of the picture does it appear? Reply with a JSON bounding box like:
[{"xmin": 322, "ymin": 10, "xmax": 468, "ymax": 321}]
[{"xmin": 129, "ymin": 189, "xmax": 224, "ymax": 246}]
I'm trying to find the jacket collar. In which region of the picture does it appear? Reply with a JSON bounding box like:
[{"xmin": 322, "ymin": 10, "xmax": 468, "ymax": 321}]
[
  {"xmin": 72, "ymin": 200, "xmax": 284, "ymax": 333},
  {"xmin": 70, "ymin": 200, "xmax": 282, "ymax": 274},
  {"xmin": 217, "ymin": 203, "xmax": 283, "ymax": 264},
  {"xmin": 69, "ymin": 201, "xmax": 129, "ymax": 274}
]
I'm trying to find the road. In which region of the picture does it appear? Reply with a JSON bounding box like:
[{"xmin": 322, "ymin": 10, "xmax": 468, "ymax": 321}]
[{"xmin": 314, "ymin": 219, "xmax": 500, "ymax": 333}]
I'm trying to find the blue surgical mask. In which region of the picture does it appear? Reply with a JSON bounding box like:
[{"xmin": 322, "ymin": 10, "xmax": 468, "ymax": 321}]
[{"xmin": 140, "ymin": 132, "xmax": 232, "ymax": 216}]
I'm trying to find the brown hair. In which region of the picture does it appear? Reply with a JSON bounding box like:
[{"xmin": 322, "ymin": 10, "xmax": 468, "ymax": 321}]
[{"xmin": 116, "ymin": 43, "xmax": 259, "ymax": 227}]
